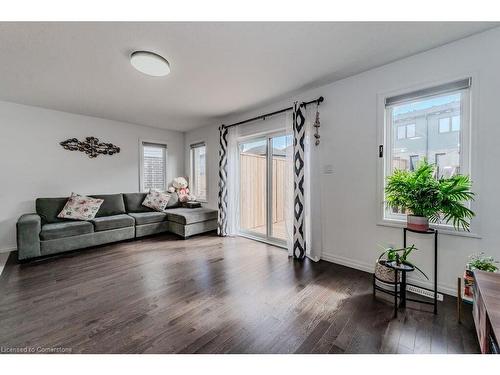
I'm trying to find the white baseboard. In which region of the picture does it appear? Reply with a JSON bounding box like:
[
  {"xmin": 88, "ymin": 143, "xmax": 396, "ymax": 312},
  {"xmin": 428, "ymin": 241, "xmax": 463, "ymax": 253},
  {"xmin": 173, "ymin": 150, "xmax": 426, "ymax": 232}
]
[
  {"xmin": 0, "ymin": 247, "xmax": 16, "ymax": 254},
  {"xmin": 320, "ymin": 252, "xmax": 456, "ymax": 297},
  {"xmin": 321, "ymin": 253, "xmax": 374, "ymax": 273},
  {"xmin": 306, "ymin": 254, "xmax": 321, "ymax": 262}
]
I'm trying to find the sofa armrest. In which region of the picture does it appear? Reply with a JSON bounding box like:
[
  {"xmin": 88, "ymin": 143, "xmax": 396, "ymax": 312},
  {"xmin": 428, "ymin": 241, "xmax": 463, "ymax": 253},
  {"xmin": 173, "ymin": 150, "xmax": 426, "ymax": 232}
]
[{"xmin": 17, "ymin": 213, "xmax": 42, "ymax": 260}]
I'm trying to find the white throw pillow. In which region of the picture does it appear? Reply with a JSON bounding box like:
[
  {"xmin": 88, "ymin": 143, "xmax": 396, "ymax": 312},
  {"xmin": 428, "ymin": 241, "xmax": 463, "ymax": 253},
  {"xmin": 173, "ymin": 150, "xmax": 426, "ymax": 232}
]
[
  {"xmin": 57, "ymin": 193, "xmax": 104, "ymax": 220},
  {"xmin": 142, "ymin": 190, "xmax": 172, "ymax": 212}
]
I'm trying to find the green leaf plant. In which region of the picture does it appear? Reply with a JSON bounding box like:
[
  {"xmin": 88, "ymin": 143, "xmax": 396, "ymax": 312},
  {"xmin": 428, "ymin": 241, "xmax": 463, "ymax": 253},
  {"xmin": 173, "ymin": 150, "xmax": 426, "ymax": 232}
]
[
  {"xmin": 385, "ymin": 159, "xmax": 475, "ymax": 231},
  {"xmin": 378, "ymin": 244, "xmax": 429, "ymax": 279},
  {"xmin": 467, "ymin": 252, "xmax": 499, "ymax": 273}
]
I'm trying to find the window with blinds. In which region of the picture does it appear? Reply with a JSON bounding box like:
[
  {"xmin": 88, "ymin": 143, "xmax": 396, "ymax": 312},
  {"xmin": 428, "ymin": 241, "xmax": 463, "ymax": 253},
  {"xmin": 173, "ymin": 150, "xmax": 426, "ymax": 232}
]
[
  {"xmin": 190, "ymin": 142, "xmax": 207, "ymax": 201},
  {"xmin": 382, "ymin": 78, "xmax": 471, "ymax": 223},
  {"xmin": 141, "ymin": 141, "xmax": 167, "ymax": 192}
]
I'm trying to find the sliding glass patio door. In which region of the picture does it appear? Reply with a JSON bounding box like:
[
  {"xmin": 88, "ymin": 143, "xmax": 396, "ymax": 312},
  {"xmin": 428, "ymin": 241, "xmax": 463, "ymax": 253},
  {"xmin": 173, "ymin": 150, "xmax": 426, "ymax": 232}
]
[{"xmin": 238, "ymin": 133, "xmax": 292, "ymax": 246}]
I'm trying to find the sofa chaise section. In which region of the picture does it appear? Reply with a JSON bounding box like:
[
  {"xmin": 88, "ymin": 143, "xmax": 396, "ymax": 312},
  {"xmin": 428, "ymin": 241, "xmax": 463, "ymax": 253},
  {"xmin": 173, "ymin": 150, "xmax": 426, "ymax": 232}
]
[
  {"xmin": 123, "ymin": 193, "xmax": 217, "ymax": 238},
  {"xmin": 165, "ymin": 207, "xmax": 218, "ymax": 238}
]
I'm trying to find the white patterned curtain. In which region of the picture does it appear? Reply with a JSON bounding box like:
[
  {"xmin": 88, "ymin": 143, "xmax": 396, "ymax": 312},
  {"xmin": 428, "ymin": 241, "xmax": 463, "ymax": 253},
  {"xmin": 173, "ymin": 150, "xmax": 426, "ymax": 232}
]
[
  {"xmin": 291, "ymin": 102, "xmax": 322, "ymax": 260},
  {"xmin": 218, "ymin": 103, "xmax": 322, "ymax": 261},
  {"xmin": 218, "ymin": 125, "xmax": 228, "ymax": 236},
  {"xmin": 218, "ymin": 125, "xmax": 240, "ymax": 236},
  {"xmin": 284, "ymin": 111, "xmax": 295, "ymax": 256}
]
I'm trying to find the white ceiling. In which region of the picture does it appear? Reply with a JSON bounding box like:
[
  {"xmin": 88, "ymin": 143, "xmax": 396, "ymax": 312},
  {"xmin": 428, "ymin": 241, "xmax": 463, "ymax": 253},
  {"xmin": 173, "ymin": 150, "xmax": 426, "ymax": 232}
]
[{"xmin": 0, "ymin": 22, "xmax": 497, "ymax": 131}]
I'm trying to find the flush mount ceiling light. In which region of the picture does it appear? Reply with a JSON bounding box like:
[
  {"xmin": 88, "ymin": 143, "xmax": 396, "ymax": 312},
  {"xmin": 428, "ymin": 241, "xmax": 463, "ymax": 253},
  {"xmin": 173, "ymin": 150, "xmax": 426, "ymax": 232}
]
[{"xmin": 130, "ymin": 51, "xmax": 170, "ymax": 77}]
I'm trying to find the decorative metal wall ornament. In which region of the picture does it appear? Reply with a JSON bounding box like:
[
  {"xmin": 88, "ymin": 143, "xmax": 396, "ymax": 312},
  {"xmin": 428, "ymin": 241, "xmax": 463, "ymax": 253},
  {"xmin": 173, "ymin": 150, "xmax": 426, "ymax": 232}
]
[
  {"xmin": 60, "ymin": 137, "xmax": 120, "ymax": 158},
  {"xmin": 313, "ymin": 104, "xmax": 321, "ymax": 146}
]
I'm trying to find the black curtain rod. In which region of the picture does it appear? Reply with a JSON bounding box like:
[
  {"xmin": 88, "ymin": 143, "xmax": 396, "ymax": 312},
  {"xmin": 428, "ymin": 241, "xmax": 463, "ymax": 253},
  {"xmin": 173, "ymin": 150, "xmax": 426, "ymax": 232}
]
[{"xmin": 223, "ymin": 96, "xmax": 324, "ymax": 129}]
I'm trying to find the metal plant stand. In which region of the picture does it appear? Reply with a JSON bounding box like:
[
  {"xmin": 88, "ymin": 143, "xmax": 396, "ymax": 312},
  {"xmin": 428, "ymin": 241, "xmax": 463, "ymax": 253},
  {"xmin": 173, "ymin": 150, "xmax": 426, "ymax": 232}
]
[
  {"xmin": 373, "ymin": 227, "xmax": 439, "ymax": 317},
  {"xmin": 386, "ymin": 261, "xmax": 414, "ymax": 318},
  {"xmin": 403, "ymin": 227, "xmax": 438, "ymax": 315}
]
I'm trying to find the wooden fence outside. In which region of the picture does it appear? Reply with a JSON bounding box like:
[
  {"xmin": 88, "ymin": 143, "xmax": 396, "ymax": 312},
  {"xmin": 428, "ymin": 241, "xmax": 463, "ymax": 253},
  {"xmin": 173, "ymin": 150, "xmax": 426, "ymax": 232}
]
[{"xmin": 239, "ymin": 153, "xmax": 289, "ymax": 231}]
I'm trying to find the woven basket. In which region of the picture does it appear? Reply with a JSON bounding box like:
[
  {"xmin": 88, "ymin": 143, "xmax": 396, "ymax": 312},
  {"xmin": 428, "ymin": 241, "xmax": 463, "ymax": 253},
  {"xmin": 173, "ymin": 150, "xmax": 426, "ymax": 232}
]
[{"xmin": 374, "ymin": 260, "xmax": 401, "ymax": 283}]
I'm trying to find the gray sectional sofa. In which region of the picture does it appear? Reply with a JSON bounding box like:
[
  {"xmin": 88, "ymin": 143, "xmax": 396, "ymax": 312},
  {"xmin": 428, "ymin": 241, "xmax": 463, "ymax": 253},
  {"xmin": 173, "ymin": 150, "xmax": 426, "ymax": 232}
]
[{"xmin": 16, "ymin": 192, "xmax": 218, "ymax": 261}]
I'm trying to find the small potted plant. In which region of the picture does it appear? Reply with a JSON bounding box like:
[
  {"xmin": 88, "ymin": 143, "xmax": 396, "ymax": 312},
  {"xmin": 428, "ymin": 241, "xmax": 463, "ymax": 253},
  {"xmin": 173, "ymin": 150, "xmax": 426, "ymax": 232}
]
[
  {"xmin": 463, "ymin": 252, "xmax": 499, "ymax": 300},
  {"xmin": 375, "ymin": 245, "xmax": 429, "ymax": 284},
  {"xmin": 385, "ymin": 159, "xmax": 475, "ymax": 231}
]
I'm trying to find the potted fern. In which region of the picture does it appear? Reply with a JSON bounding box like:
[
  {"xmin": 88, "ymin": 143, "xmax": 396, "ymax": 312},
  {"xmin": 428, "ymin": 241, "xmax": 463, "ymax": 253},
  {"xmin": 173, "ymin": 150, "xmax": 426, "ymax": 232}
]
[{"xmin": 385, "ymin": 160, "xmax": 475, "ymax": 231}]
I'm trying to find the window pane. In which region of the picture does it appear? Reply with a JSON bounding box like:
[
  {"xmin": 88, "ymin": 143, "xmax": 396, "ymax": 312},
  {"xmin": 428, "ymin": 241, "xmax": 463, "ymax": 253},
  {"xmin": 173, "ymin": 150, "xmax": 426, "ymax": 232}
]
[
  {"xmin": 239, "ymin": 139, "xmax": 267, "ymax": 236},
  {"xmin": 397, "ymin": 126, "xmax": 406, "ymax": 139},
  {"xmin": 390, "ymin": 92, "xmax": 461, "ymax": 178},
  {"xmin": 406, "ymin": 123, "xmax": 416, "ymax": 138},
  {"xmin": 439, "ymin": 117, "xmax": 450, "ymax": 133},
  {"xmin": 191, "ymin": 145, "xmax": 206, "ymax": 201},
  {"xmin": 451, "ymin": 115, "xmax": 460, "ymax": 132},
  {"xmin": 409, "ymin": 155, "xmax": 419, "ymax": 171},
  {"xmin": 143, "ymin": 144, "xmax": 166, "ymax": 191},
  {"xmin": 271, "ymin": 134, "xmax": 292, "ymax": 241}
]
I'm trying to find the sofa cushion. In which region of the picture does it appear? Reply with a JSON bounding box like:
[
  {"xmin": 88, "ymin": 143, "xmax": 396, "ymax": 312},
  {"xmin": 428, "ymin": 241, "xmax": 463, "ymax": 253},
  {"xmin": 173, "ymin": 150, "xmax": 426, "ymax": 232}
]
[
  {"xmin": 123, "ymin": 193, "xmax": 155, "ymax": 213},
  {"xmin": 142, "ymin": 190, "xmax": 172, "ymax": 211},
  {"xmin": 91, "ymin": 214, "xmax": 135, "ymax": 232},
  {"xmin": 124, "ymin": 192, "xmax": 179, "ymax": 212},
  {"xmin": 164, "ymin": 207, "xmax": 218, "ymax": 225},
  {"xmin": 57, "ymin": 193, "xmax": 104, "ymax": 221},
  {"xmin": 128, "ymin": 212, "xmax": 168, "ymax": 225},
  {"xmin": 90, "ymin": 194, "xmax": 126, "ymax": 217},
  {"xmin": 36, "ymin": 197, "xmax": 70, "ymax": 223},
  {"xmin": 40, "ymin": 221, "xmax": 94, "ymax": 241},
  {"xmin": 166, "ymin": 192, "xmax": 180, "ymax": 208}
]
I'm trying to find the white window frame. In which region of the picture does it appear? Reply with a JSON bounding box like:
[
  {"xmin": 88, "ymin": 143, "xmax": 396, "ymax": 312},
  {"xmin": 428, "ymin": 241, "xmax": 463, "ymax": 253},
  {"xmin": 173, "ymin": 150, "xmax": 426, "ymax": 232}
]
[
  {"xmin": 451, "ymin": 115, "xmax": 461, "ymax": 132},
  {"xmin": 406, "ymin": 123, "xmax": 416, "ymax": 138},
  {"xmin": 397, "ymin": 123, "xmax": 416, "ymax": 139},
  {"xmin": 376, "ymin": 76, "xmax": 478, "ymax": 237},
  {"xmin": 139, "ymin": 139, "xmax": 168, "ymax": 192},
  {"xmin": 189, "ymin": 141, "xmax": 208, "ymax": 203}
]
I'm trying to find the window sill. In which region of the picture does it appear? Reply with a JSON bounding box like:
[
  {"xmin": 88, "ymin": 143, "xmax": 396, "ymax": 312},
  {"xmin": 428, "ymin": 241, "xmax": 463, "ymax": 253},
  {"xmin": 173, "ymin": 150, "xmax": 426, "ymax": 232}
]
[{"xmin": 377, "ymin": 219, "xmax": 481, "ymax": 239}]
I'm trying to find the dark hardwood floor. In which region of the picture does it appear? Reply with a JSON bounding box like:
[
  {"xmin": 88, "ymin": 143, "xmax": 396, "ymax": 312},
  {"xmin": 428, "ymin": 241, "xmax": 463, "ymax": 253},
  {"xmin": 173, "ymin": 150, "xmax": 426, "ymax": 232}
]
[{"xmin": 0, "ymin": 233, "xmax": 479, "ymax": 354}]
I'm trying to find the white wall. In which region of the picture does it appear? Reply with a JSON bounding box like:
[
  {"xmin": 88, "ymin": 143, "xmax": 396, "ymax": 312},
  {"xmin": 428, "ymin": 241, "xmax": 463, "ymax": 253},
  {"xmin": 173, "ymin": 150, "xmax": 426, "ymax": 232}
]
[
  {"xmin": 0, "ymin": 101, "xmax": 184, "ymax": 252},
  {"xmin": 185, "ymin": 27, "xmax": 500, "ymax": 296}
]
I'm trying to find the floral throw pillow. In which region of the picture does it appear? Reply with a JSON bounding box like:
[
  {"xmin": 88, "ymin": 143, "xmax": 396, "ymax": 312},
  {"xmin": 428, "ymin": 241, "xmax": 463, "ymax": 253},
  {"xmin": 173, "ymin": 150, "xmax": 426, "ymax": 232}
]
[
  {"xmin": 57, "ymin": 193, "xmax": 104, "ymax": 220},
  {"xmin": 142, "ymin": 190, "xmax": 172, "ymax": 212}
]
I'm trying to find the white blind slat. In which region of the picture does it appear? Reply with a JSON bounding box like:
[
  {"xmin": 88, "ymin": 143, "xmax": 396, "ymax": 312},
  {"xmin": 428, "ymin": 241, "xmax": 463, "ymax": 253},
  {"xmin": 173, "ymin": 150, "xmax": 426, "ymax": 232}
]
[{"xmin": 142, "ymin": 142, "xmax": 167, "ymax": 191}]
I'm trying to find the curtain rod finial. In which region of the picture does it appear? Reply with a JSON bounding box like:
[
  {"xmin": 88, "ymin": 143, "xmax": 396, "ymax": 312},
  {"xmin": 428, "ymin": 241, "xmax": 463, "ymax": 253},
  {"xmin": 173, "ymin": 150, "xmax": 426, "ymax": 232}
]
[{"xmin": 318, "ymin": 96, "xmax": 324, "ymax": 104}]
